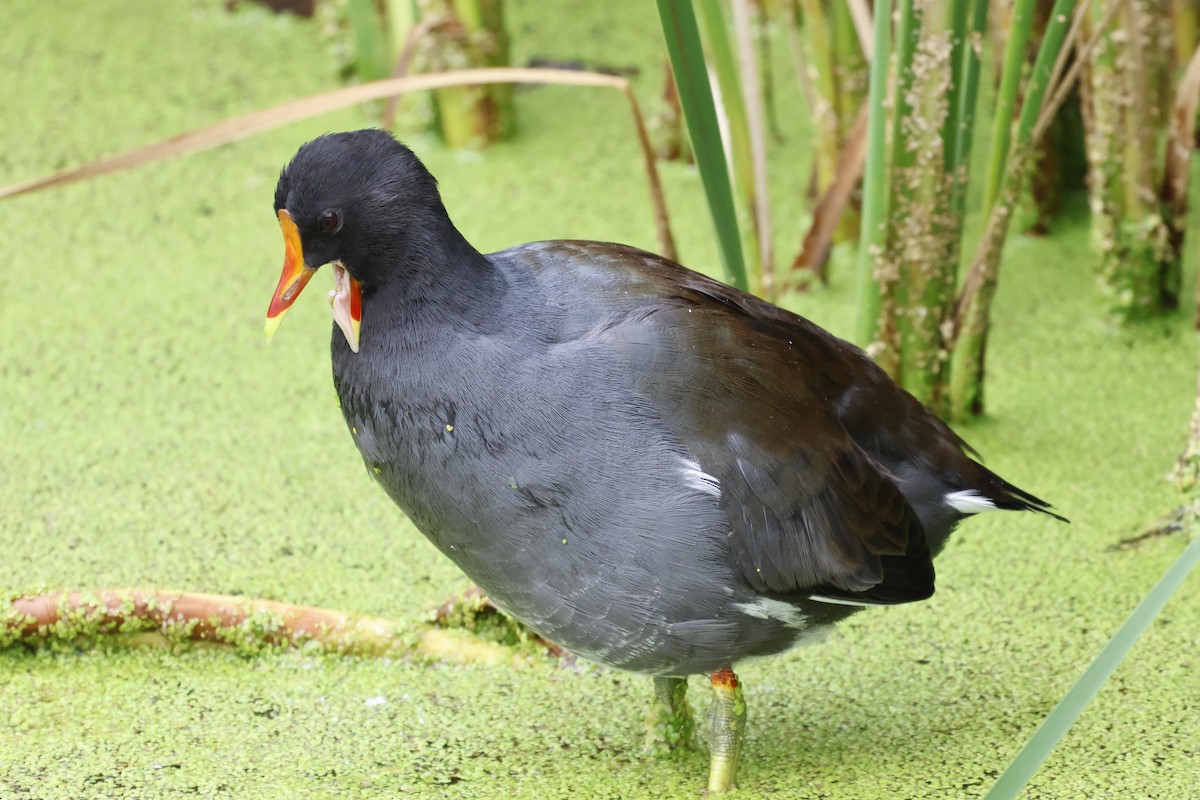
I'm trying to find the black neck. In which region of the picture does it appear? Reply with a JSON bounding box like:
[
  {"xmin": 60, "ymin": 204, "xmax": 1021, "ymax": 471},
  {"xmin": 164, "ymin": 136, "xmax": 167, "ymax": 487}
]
[{"xmin": 364, "ymin": 208, "xmax": 504, "ymax": 333}]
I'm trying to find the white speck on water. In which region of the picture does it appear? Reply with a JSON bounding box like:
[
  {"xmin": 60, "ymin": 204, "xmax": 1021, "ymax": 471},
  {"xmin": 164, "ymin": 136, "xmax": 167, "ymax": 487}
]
[{"xmin": 365, "ymin": 696, "xmax": 387, "ymax": 707}]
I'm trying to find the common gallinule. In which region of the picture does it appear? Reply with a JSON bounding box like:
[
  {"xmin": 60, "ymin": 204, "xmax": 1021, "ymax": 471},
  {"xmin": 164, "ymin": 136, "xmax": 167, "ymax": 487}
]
[{"xmin": 263, "ymin": 130, "xmax": 1062, "ymax": 793}]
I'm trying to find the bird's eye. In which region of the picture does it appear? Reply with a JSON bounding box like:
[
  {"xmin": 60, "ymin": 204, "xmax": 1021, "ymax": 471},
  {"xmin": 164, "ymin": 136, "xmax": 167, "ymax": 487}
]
[{"xmin": 318, "ymin": 210, "xmax": 341, "ymax": 234}]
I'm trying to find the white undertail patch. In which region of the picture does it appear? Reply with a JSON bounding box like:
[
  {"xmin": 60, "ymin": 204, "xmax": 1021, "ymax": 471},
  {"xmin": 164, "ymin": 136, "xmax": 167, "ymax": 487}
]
[
  {"xmin": 679, "ymin": 457, "xmax": 722, "ymax": 498},
  {"xmin": 808, "ymin": 595, "xmax": 878, "ymax": 607},
  {"xmin": 735, "ymin": 599, "xmax": 808, "ymax": 629},
  {"xmin": 945, "ymin": 489, "xmax": 998, "ymax": 514}
]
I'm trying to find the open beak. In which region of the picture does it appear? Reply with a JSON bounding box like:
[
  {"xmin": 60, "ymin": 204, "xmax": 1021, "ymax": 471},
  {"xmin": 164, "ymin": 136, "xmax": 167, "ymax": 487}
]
[
  {"xmin": 328, "ymin": 261, "xmax": 361, "ymax": 353},
  {"xmin": 263, "ymin": 209, "xmax": 362, "ymax": 353}
]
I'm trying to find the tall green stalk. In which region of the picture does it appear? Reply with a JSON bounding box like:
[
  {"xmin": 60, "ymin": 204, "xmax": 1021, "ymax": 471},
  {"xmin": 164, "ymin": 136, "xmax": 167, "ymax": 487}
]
[
  {"xmin": 855, "ymin": 0, "xmax": 1066, "ymax": 415},
  {"xmin": 949, "ymin": 0, "xmax": 1076, "ymax": 419},
  {"xmin": 920, "ymin": 3, "xmax": 965, "ymax": 406},
  {"xmin": 381, "ymin": 0, "xmax": 428, "ymax": 131},
  {"xmin": 940, "ymin": 1, "xmax": 972, "ymax": 180},
  {"xmin": 829, "ymin": 1, "xmax": 869, "ymax": 171},
  {"xmin": 657, "ymin": 0, "xmax": 749, "ymax": 292},
  {"xmin": 696, "ymin": 0, "xmax": 762, "ymax": 295},
  {"xmin": 731, "ymin": 0, "xmax": 774, "ymax": 297},
  {"xmin": 945, "ymin": 0, "xmax": 989, "ymax": 224},
  {"xmin": 385, "ymin": 0, "xmax": 418, "ymax": 55},
  {"xmin": 1081, "ymin": 0, "xmax": 1177, "ymax": 319},
  {"xmin": 872, "ymin": 0, "xmax": 917, "ymax": 381},
  {"xmin": 799, "ymin": 0, "xmax": 840, "ymax": 198},
  {"xmin": 1172, "ymin": 0, "xmax": 1199, "ymax": 62},
  {"xmin": 854, "ymin": 0, "xmax": 893, "ymax": 347},
  {"xmin": 348, "ymin": 0, "xmax": 392, "ymax": 82},
  {"xmin": 982, "ymin": 0, "xmax": 1039, "ymax": 214},
  {"xmin": 799, "ymin": 0, "xmax": 868, "ymax": 243},
  {"xmin": 421, "ymin": 0, "xmax": 515, "ymax": 148},
  {"xmin": 984, "ymin": 537, "xmax": 1200, "ymax": 799},
  {"xmin": 888, "ymin": 0, "xmax": 979, "ymax": 408}
]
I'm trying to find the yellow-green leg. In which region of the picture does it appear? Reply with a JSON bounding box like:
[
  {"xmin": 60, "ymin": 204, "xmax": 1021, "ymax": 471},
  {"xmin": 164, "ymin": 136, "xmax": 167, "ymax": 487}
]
[
  {"xmin": 644, "ymin": 676, "xmax": 699, "ymax": 753},
  {"xmin": 706, "ymin": 667, "xmax": 747, "ymax": 793}
]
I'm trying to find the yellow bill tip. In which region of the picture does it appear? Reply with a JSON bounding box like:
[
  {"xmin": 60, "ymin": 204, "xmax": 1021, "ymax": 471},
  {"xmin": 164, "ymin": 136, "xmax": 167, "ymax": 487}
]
[{"xmin": 263, "ymin": 311, "xmax": 287, "ymax": 341}]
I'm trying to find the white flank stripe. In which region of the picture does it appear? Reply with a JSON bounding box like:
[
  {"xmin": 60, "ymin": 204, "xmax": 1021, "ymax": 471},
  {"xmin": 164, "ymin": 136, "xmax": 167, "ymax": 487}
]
[
  {"xmin": 808, "ymin": 595, "xmax": 878, "ymax": 607},
  {"xmin": 735, "ymin": 599, "xmax": 807, "ymax": 628},
  {"xmin": 679, "ymin": 456, "xmax": 721, "ymax": 498},
  {"xmin": 945, "ymin": 489, "xmax": 998, "ymax": 514}
]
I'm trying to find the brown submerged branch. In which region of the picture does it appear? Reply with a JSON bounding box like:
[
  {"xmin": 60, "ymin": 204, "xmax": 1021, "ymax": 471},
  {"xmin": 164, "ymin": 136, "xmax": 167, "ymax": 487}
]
[
  {"xmin": 3, "ymin": 588, "xmax": 552, "ymax": 664},
  {"xmin": 6, "ymin": 589, "xmax": 402, "ymax": 655}
]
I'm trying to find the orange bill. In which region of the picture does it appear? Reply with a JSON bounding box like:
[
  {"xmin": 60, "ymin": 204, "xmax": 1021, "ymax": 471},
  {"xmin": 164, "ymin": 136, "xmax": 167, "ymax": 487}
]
[{"xmin": 263, "ymin": 209, "xmax": 316, "ymax": 340}]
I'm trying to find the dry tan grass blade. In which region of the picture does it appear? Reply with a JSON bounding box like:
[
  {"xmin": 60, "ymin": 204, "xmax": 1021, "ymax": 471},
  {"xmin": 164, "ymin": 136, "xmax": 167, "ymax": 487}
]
[
  {"xmin": 0, "ymin": 67, "xmax": 677, "ymax": 260},
  {"xmin": 845, "ymin": 0, "xmax": 873, "ymax": 61}
]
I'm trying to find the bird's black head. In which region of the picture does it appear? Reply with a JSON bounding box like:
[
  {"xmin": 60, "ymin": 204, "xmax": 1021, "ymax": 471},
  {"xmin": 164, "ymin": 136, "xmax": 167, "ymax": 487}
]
[
  {"xmin": 275, "ymin": 129, "xmax": 444, "ymax": 284},
  {"xmin": 264, "ymin": 129, "xmax": 455, "ymax": 352}
]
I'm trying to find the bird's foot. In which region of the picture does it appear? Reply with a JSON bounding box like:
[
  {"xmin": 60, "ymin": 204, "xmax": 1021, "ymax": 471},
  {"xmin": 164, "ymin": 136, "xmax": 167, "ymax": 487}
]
[
  {"xmin": 644, "ymin": 676, "xmax": 700, "ymax": 755},
  {"xmin": 704, "ymin": 667, "xmax": 746, "ymax": 793}
]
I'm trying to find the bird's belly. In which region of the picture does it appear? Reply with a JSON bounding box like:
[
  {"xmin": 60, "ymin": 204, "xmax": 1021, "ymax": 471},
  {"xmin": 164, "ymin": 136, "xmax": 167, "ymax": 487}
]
[
  {"xmin": 344, "ymin": 416, "xmax": 798, "ymax": 672},
  {"xmin": 389, "ymin": 476, "xmax": 820, "ymax": 675},
  {"xmin": 335, "ymin": 361, "xmax": 820, "ymax": 675}
]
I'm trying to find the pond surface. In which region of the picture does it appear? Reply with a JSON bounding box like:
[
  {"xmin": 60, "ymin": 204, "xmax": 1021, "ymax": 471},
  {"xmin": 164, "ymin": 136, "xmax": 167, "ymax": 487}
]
[{"xmin": 1, "ymin": 1, "xmax": 1197, "ymax": 797}]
